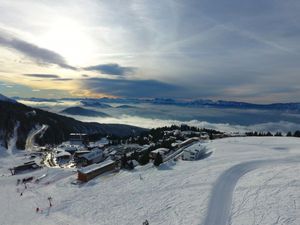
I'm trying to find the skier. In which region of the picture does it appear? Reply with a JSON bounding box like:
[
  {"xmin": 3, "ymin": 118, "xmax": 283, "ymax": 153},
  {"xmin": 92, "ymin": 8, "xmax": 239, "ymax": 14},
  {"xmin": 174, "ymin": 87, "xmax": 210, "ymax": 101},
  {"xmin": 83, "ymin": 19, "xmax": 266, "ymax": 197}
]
[
  {"xmin": 48, "ymin": 197, "xmax": 52, "ymax": 207},
  {"xmin": 143, "ymin": 220, "xmax": 149, "ymax": 225},
  {"xmin": 36, "ymin": 207, "xmax": 39, "ymax": 213}
]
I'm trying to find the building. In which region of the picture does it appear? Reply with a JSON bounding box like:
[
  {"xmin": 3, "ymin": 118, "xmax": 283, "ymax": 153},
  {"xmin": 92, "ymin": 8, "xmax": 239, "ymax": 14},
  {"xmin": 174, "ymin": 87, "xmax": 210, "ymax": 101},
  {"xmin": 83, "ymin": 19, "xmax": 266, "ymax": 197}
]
[
  {"xmin": 55, "ymin": 151, "xmax": 71, "ymax": 163},
  {"xmin": 200, "ymin": 132, "xmax": 209, "ymax": 139},
  {"xmin": 69, "ymin": 133, "xmax": 89, "ymax": 146},
  {"xmin": 74, "ymin": 150, "xmax": 91, "ymax": 159},
  {"xmin": 149, "ymin": 148, "xmax": 170, "ymax": 160},
  {"xmin": 9, "ymin": 161, "xmax": 41, "ymax": 175},
  {"xmin": 177, "ymin": 137, "xmax": 200, "ymax": 148},
  {"xmin": 77, "ymin": 160, "xmax": 118, "ymax": 182},
  {"xmin": 182, "ymin": 145, "xmax": 207, "ymax": 161},
  {"xmin": 77, "ymin": 148, "xmax": 104, "ymax": 166},
  {"xmin": 64, "ymin": 145, "xmax": 79, "ymax": 154}
]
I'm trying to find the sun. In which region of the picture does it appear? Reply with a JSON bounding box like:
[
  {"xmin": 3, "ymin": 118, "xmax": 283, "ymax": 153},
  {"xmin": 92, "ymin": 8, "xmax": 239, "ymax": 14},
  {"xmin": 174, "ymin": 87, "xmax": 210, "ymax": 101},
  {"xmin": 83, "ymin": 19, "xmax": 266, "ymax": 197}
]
[{"xmin": 36, "ymin": 17, "xmax": 96, "ymax": 66}]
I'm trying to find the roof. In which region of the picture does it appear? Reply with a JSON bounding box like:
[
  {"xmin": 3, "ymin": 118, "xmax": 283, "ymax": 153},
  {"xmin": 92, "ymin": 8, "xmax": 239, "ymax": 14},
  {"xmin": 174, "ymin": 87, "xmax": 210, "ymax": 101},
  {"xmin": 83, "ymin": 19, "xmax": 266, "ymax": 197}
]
[
  {"xmin": 74, "ymin": 150, "xmax": 90, "ymax": 154},
  {"xmin": 56, "ymin": 151, "xmax": 71, "ymax": 158},
  {"xmin": 151, "ymin": 148, "xmax": 169, "ymax": 154},
  {"xmin": 78, "ymin": 160, "xmax": 115, "ymax": 174},
  {"xmin": 70, "ymin": 133, "xmax": 87, "ymax": 136},
  {"xmin": 80, "ymin": 149, "xmax": 103, "ymax": 161},
  {"xmin": 184, "ymin": 145, "xmax": 206, "ymax": 154},
  {"xmin": 181, "ymin": 137, "xmax": 200, "ymax": 145}
]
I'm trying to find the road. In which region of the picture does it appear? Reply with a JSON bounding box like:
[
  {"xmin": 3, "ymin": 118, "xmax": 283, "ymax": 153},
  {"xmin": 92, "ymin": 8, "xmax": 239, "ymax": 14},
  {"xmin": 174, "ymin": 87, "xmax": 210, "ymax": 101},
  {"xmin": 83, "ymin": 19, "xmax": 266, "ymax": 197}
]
[
  {"xmin": 202, "ymin": 156, "xmax": 300, "ymax": 225},
  {"xmin": 25, "ymin": 124, "xmax": 48, "ymax": 151}
]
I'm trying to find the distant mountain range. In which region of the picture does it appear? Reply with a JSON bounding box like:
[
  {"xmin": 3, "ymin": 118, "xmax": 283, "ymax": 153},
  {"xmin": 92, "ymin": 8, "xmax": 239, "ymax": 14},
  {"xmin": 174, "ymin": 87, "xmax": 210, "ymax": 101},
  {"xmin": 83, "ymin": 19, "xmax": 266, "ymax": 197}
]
[
  {"xmin": 0, "ymin": 95, "xmax": 146, "ymax": 150},
  {"xmin": 61, "ymin": 106, "xmax": 109, "ymax": 117},
  {"xmin": 13, "ymin": 97, "xmax": 300, "ymax": 111},
  {"xmin": 80, "ymin": 100, "xmax": 112, "ymax": 108},
  {"xmin": 115, "ymin": 105, "xmax": 138, "ymax": 109}
]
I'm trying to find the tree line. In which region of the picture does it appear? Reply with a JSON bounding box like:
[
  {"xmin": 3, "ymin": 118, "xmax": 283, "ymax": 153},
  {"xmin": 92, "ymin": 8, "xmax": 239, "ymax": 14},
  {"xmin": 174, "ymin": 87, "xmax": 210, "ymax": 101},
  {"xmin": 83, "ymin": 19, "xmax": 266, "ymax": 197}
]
[{"xmin": 245, "ymin": 131, "xmax": 300, "ymax": 137}]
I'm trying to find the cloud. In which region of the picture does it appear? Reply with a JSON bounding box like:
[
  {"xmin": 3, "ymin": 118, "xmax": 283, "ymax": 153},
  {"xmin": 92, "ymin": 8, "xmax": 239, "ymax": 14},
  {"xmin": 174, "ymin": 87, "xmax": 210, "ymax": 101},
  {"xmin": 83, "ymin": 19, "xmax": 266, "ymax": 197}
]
[
  {"xmin": 52, "ymin": 78, "xmax": 73, "ymax": 81},
  {"xmin": 0, "ymin": 30, "xmax": 76, "ymax": 70},
  {"xmin": 84, "ymin": 63, "xmax": 136, "ymax": 75},
  {"xmin": 1, "ymin": 1, "xmax": 300, "ymax": 102},
  {"xmin": 81, "ymin": 77, "xmax": 182, "ymax": 98},
  {"xmin": 22, "ymin": 74, "xmax": 73, "ymax": 82},
  {"xmin": 23, "ymin": 74, "xmax": 60, "ymax": 79}
]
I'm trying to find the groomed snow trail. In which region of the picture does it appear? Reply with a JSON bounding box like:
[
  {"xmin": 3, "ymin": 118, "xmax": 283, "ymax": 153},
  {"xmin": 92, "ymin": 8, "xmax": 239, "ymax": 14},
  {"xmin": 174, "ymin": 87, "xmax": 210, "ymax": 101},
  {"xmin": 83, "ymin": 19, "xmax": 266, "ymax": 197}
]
[
  {"xmin": 202, "ymin": 156, "xmax": 300, "ymax": 225},
  {"xmin": 25, "ymin": 125, "xmax": 48, "ymax": 151}
]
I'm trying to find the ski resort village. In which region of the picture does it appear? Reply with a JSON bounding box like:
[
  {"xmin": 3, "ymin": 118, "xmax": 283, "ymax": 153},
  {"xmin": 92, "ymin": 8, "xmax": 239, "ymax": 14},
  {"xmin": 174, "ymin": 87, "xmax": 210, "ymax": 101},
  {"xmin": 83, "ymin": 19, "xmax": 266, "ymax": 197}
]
[
  {"xmin": 8, "ymin": 126, "xmax": 213, "ymax": 183},
  {"xmin": 1, "ymin": 121, "xmax": 300, "ymax": 225}
]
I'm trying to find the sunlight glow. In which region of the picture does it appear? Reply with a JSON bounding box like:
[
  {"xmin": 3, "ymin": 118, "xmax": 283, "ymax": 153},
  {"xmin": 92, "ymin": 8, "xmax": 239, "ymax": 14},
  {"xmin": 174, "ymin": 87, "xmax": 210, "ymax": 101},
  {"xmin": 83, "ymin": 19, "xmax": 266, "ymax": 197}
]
[{"xmin": 37, "ymin": 18, "xmax": 96, "ymax": 66}]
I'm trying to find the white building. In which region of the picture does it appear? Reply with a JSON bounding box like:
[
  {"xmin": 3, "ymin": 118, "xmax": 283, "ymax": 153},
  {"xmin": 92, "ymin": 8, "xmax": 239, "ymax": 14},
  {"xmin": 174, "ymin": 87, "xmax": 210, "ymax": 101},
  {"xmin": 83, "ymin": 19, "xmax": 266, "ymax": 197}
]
[
  {"xmin": 182, "ymin": 145, "xmax": 207, "ymax": 161},
  {"xmin": 149, "ymin": 148, "xmax": 169, "ymax": 160},
  {"xmin": 78, "ymin": 148, "xmax": 104, "ymax": 166}
]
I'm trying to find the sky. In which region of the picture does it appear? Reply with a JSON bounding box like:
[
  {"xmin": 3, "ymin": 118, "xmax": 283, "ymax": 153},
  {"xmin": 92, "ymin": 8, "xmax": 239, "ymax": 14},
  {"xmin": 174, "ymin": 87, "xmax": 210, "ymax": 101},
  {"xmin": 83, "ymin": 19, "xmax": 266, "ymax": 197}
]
[{"xmin": 0, "ymin": 0, "xmax": 300, "ymax": 103}]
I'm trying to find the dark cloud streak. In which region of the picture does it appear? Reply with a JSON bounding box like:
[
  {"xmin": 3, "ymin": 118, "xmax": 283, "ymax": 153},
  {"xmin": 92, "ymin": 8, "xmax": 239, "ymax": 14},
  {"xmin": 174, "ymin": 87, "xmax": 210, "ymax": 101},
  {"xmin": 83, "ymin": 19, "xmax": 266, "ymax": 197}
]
[
  {"xmin": 52, "ymin": 78, "xmax": 73, "ymax": 81},
  {"xmin": 81, "ymin": 78, "xmax": 182, "ymax": 98},
  {"xmin": 84, "ymin": 63, "xmax": 136, "ymax": 75},
  {"xmin": 23, "ymin": 74, "xmax": 60, "ymax": 79},
  {"xmin": 0, "ymin": 31, "xmax": 76, "ymax": 70},
  {"xmin": 23, "ymin": 73, "xmax": 73, "ymax": 81}
]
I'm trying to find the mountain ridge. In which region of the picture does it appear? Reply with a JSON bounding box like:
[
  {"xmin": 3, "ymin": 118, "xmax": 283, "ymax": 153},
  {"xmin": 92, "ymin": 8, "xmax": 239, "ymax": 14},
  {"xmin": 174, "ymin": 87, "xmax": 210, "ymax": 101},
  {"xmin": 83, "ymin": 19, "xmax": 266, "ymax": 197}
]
[
  {"xmin": 13, "ymin": 97, "xmax": 300, "ymax": 111},
  {"xmin": 0, "ymin": 95, "xmax": 146, "ymax": 150},
  {"xmin": 61, "ymin": 106, "xmax": 109, "ymax": 117}
]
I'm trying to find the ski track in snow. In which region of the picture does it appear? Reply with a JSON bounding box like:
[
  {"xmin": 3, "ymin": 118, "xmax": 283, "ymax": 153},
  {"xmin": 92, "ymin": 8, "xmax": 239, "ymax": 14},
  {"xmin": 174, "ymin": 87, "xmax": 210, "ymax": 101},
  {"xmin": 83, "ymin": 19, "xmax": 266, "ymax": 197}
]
[
  {"xmin": 25, "ymin": 125, "xmax": 48, "ymax": 151},
  {"xmin": 202, "ymin": 157, "xmax": 300, "ymax": 225}
]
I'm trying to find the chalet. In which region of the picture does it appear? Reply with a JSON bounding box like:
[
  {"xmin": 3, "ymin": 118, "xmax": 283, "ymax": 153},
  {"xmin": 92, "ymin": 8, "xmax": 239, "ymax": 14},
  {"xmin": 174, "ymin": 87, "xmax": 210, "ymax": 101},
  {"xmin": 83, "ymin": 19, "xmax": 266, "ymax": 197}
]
[
  {"xmin": 149, "ymin": 148, "xmax": 169, "ymax": 160},
  {"xmin": 69, "ymin": 133, "xmax": 89, "ymax": 146},
  {"xmin": 77, "ymin": 160, "xmax": 118, "ymax": 182},
  {"xmin": 77, "ymin": 148, "xmax": 104, "ymax": 166},
  {"xmin": 10, "ymin": 161, "xmax": 41, "ymax": 175},
  {"xmin": 109, "ymin": 150, "xmax": 117, "ymax": 160},
  {"xmin": 74, "ymin": 150, "xmax": 90, "ymax": 159},
  {"xmin": 177, "ymin": 137, "xmax": 200, "ymax": 148},
  {"xmin": 65, "ymin": 145, "xmax": 80, "ymax": 154},
  {"xmin": 200, "ymin": 132, "xmax": 209, "ymax": 139},
  {"xmin": 55, "ymin": 151, "xmax": 71, "ymax": 161},
  {"xmin": 182, "ymin": 145, "xmax": 207, "ymax": 161}
]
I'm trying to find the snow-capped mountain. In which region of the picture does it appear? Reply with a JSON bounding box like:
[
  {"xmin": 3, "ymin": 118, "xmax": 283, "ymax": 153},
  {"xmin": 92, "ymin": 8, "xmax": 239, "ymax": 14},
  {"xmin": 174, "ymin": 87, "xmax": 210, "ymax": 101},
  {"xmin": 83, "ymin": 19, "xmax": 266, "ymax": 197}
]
[
  {"xmin": 14, "ymin": 96, "xmax": 300, "ymax": 111},
  {"xmin": 0, "ymin": 97, "xmax": 146, "ymax": 150}
]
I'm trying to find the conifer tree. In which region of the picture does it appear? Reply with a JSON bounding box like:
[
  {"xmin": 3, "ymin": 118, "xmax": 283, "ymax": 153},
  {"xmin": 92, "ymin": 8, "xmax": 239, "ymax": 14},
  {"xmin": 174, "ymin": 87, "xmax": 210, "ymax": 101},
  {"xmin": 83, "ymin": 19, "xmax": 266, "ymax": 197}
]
[{"xmin": 154, "ymin": 152, "xmax": 163, "ymax": 167}]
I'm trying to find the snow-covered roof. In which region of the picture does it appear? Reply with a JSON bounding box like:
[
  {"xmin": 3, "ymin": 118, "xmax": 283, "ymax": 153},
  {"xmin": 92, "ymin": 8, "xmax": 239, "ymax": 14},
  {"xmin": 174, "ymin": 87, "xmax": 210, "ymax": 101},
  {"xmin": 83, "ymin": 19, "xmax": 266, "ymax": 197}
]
[
  {"xmin": 56, "ymin": 151, "xmax": 71, "ymax": 158},
  {"xmin": 184, "ymin": 145, "xmax": 206, "ymax": 154},
  {"xmin": 70, "ymin": 133, "xmax": 87, "ymax": 136},
  {"xmin": 65, "ymin": 145, "xmax": 80, "ymax": 151},
  {"xmin": 151, "ymin": 148, "xmax": 169, "ymax": 154},
  {"xmin": 80, "ymin": 149, "xmax": 103, "ymax": 161},
  {"xmin": 78, "ymin": 160, "xmax": 115, "ymax": 174},
  {"xmin": 109, "ymin": 150, "xmax": 117, "ymax": 155}
]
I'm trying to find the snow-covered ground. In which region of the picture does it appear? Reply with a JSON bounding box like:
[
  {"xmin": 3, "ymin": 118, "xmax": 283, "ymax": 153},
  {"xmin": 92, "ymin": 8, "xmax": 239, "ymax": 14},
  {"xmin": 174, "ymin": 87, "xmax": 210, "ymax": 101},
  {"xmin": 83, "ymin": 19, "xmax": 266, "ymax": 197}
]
[{"xmin": 1, "ymin": 137, "xmax": 300, "ymax": 225}]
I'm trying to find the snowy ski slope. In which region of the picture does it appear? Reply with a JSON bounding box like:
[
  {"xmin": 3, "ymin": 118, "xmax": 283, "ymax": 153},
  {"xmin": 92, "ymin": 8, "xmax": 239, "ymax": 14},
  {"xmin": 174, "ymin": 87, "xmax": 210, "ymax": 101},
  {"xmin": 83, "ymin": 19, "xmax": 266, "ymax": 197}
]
[{"xmin": 0, "ymin": 137, "xmax": 300, "ymax": 225}]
